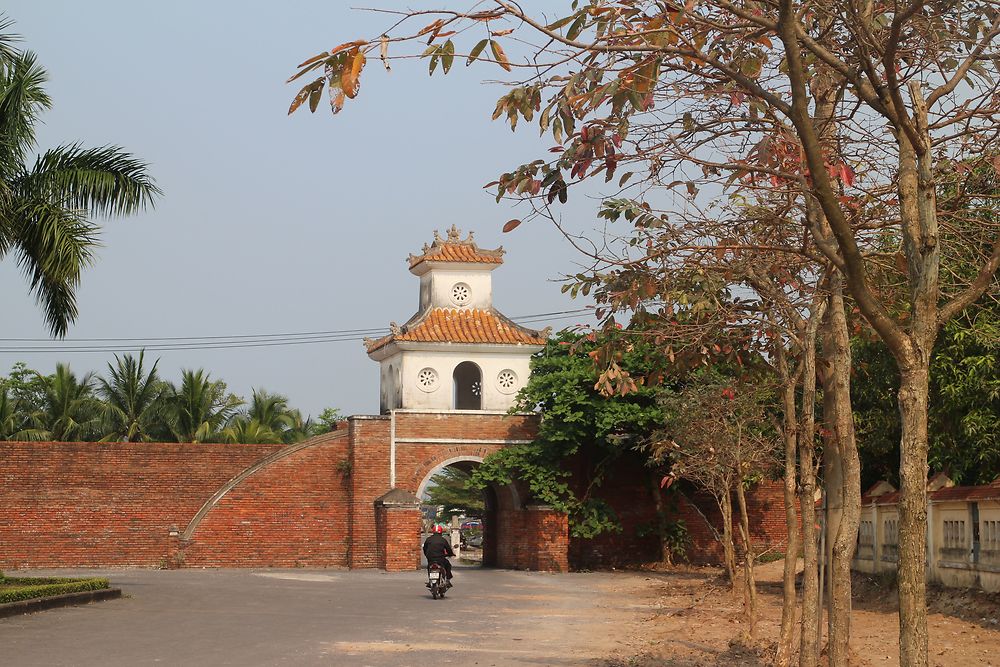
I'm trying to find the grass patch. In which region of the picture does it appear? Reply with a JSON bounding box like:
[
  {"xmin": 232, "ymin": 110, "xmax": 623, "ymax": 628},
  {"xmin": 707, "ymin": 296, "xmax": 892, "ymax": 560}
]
[
  {"xmin": 0, "ymin": 576, "xmax": 110, "ymax": 604},
  {"xmin": 755, "ymin": 551, "xmax": 785, "ymax": 564}
]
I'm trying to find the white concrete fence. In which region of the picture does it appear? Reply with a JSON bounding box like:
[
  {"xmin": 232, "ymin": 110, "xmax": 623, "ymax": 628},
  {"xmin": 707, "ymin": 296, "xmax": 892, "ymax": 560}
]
[{"xmin": 848, "ymin": 473, "xmax": 1000, "ymax": 592}]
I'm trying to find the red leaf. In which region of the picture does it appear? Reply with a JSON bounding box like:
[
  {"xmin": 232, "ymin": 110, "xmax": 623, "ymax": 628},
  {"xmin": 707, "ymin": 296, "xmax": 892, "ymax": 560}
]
[
  {"xmin": 502, "ymin": 219, "xmax": 522, "ymax": 233},
  {"xmin": 840, "ymin": 163, "xmax": 855, "ymax": 187}
]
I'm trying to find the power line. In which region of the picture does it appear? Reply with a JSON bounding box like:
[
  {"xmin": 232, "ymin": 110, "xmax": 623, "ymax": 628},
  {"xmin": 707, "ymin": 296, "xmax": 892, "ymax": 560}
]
[{"xmin": 0, "ymin": 309, "xmax": 595, "ymax": 354}]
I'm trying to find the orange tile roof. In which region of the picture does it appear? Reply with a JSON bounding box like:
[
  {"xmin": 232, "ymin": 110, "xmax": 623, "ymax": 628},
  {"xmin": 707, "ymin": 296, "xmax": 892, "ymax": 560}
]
[
  {"xmin": 407, "ymin": 226, "xmax": 504, "ymax": 269},
  {"xmin": 366, "ymin": 308, "xmax": 547, "ymax": 353}
]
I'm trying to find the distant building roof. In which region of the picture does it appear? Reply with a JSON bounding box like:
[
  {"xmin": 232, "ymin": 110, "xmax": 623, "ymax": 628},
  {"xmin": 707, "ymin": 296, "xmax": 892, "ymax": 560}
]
[
  {"xmin": 407, "ymin": 225, "xmax": 504, "ymax": 269},
  {"xmin": 365, "ymin": 308, "xmax": 548, "ymax": 353}
]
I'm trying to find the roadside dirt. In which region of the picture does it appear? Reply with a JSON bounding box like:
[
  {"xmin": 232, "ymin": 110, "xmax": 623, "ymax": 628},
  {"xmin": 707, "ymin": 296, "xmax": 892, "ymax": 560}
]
[{"xmin": 590, "ymin": 560, "xmax": 1000, "ymax": 666}]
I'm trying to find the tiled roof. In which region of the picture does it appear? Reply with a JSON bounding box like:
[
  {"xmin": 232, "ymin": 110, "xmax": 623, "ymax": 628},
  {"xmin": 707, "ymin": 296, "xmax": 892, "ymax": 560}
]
[
  {"xmin": 408, "ymin": 225, "xmax": 504, "ymax": 269},
  {"xmin": 930, "ymin": 484, "xmax": 1000, "ymax": 503},
  {"xmin": 365, "ymin": 308, "xmax": 547, "ymax": 353}
]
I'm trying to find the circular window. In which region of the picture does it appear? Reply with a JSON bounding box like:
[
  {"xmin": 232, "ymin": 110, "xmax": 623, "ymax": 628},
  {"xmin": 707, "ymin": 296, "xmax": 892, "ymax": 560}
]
[
  {"xmin": 497, "ymin": 369, "xmax": 518, "ymax": 394},
  {"xmin": 416, "ymin": 367, "xmax": 439, "ymax": 392},
  {"xmin": 471, "ymin": 380, "xmax": 482, "ymax": 396},
  {"xmin": 451, "ymin": 283, "xmax": 471, "ymax": 306}
]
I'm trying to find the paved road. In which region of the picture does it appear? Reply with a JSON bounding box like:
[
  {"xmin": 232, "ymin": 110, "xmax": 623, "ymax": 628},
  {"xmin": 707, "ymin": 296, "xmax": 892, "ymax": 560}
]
[{"xmin": 1, "ymin": 565, "xmax": 636, "ymax": 666}]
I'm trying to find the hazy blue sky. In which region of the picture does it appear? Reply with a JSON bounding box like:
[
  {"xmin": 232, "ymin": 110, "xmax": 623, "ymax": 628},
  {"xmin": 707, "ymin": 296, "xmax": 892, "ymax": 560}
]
[{"xmin": 1, "ymin": 1, "xmax": 606, "ymax": 418}]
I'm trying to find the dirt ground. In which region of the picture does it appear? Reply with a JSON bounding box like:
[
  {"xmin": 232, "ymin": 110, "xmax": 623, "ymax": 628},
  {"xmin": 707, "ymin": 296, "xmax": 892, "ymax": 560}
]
[{"xmin": 593, "ymin": 559, "xmax": 1000, "ymax": 666}]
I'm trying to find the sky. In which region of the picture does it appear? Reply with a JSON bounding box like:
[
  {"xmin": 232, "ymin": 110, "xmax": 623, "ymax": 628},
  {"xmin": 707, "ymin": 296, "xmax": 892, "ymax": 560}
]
[{"xmin": 1, "ymin": 1, "xmax": 605, "ymax": 418}]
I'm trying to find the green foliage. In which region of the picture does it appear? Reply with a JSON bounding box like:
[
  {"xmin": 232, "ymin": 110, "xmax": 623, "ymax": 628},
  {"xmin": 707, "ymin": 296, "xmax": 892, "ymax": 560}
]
[
  {"xmin": 0, "ymin": 360, "xmax": 340, "ymax": 445},
  {"xmin": 470, "ymin": 332, "xmax": 667, "ymax": 537},
  {"xmin": 0, "ymin": 19, "xmax": 160, "ymax": 336},
  {"xmin": 0, "ymin": 576, "xmax": 109, "ymax": 604},
  {"xmin": 33, "ymin": 363, "xmax": 102, "ymax": 441},
  {"xmin": 164, "ymin": 369, "xmax": 243, "ymax": 443},
  {"xmin": 309, "ymin": 407, "xmax": 344, "ymax": 435},
  {"xmin": 637, "ymin": 517, "xmax": 690, "ymax": 563},
  {"xmin": 854, "ymin": 303, "xmax": 1000, "ymax": 486},
  {"xmin": 97, "ymin": 351, "xmax": 165, "ymax": 442},
  {"xmin": 424, "ymin": 467, "xmax": 484, "ymax": 519}
]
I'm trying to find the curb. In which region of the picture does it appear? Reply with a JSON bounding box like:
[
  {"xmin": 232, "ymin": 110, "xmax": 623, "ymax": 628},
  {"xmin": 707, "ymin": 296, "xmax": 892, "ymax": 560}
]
[{"xmin": 0, "ymin": 588, "xmax": 122, "ymax": 619}]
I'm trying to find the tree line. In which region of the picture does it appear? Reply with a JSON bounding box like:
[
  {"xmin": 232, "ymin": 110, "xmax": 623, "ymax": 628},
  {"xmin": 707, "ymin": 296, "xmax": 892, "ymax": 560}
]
[{"xmin": 0, "ymin": 352, "xmax": 341, "ymax": 444}]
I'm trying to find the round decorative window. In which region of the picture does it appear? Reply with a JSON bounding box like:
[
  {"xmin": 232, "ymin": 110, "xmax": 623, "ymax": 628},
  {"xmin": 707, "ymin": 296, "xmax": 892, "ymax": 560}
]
[
  {"xmin": 496, "ymin": 369, "xmax": 518, "ymax": 394},
  {"xmin": 451, "ymin": 282, "xmax": 471, "ymax": 306},
  {"xmin": 416, "ymin": 367, "xmax": 439, "ymax": 392},
  {"xmin": 471, "ymin": 380, "xmax": 482, "ymax": 396}
]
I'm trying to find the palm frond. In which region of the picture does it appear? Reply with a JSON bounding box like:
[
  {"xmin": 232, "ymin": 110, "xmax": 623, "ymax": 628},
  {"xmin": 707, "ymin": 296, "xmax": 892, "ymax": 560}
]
[
  {"xmin": 0, "ymin": 50, "xmax": 49, "ymax": 175},
  {"xmin": 11, "ymin": 200, "xmax": 98, "ymax": 337},
  {"xmin": 29, "ymin": 144, "xmax": 161, "ymax": 217},
  {"xmin": 0, "ymin": 15, "xmax": 22, "ymax": 64}
]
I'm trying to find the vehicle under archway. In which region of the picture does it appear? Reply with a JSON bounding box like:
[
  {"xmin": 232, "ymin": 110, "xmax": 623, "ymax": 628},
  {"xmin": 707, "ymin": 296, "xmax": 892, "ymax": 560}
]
[{"xmin": 417, "ymin": 458, "xmax": 519, "ymax": 568}]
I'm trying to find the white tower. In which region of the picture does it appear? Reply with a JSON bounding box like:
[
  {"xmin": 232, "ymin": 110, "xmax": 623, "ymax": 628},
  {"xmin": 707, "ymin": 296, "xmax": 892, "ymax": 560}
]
[{"xmin": 365, "ymin": 226, "xmax": 548, "ymax": 413}]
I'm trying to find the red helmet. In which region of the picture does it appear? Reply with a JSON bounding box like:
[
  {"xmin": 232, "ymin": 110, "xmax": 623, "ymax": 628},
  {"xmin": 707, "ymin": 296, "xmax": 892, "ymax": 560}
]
[{"xmin": 432, "ymin": 524, "xmax": 445, "ymax": 534}]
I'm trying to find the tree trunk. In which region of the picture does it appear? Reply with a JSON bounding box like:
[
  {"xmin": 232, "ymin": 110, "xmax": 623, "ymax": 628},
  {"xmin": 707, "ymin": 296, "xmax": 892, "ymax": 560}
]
[
  {"xmin": 897, "ymin": 364, "xmax": 931, "ymax": 667},
  {"xmin": 776, "ymin": 345, "xmax": 800, "ymax": 666},
  {"xmin": 648, "ymin": 470, "xmax": 675, "ymax": 565},
  {"xmin": 719, "ymin": 490, "xmax": 737, "ymax": 592},
  {"xmin": 799, "ymin": 302, "xmax": 824, "ymax": 667},
  {"xmin": 822, "ymin": 276, "xmax": 862, "ymax": 665},
  {"xmin": 735, "ymin": 479, "xmax": 757, "ymax": 640}
]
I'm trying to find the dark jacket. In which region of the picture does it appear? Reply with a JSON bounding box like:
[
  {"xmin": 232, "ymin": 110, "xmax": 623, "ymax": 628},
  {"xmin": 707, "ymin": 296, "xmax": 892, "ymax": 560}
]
[{"xmin": 423, "ymin": 533, "xmax": 455, "ymax": 561}]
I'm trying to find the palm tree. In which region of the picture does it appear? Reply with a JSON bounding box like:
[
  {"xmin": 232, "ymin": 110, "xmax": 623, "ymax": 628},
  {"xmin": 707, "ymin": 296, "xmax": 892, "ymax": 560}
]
[
  {"xmin": 0, "ymin": 19, "xmax": 160, "ymax": 337},
  {"xmin": 165, "ymin": 369, "xmax": 242, "ymax": 443},
  {"xmin": 34, "ymin": 363, "xmax": 100, "ymax": 441},
  {"xmin": 97, "ymin": 351, "xmax": 165, "ymax": 442},
  {"xmin": 223, "ymin": 389, "xmax": 311, "ymax": 444},
  {"xmin": 0, "ymin": 386, "xmax": 43, "ymax": 440},
  {"xmin": 221, "ymin": 417, "xmax": 281, "ymax": 445}
]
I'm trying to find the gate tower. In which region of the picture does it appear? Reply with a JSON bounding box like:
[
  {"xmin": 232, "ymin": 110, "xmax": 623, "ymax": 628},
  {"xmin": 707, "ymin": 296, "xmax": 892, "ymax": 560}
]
[{"xmin": 365, "ymin": 226, "xmax": 549, "ymax": 413}]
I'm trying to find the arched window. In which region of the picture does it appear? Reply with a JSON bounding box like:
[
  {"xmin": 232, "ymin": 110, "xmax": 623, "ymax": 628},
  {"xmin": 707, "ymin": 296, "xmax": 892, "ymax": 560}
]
[{"xmin": 453, "ymin": 361, "xmax": 482, "ymax": 410}]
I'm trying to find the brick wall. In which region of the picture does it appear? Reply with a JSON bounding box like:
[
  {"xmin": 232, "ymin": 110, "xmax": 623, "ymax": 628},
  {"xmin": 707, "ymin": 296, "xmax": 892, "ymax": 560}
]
[
  {"xmin": 0, "ymin": 441, "xmax": 282, "ymax": 568},
  {"xmin": 347, "ymin": 416, "xmax": 391, "ymax": 568},
  {"xmin": 180, "ymin": 434, "xmax": 351, "ymax": 567},
  {"xmin": 0, "ymin": 411, "xmax": 786, "ymax": 572},
  {"xmin": 566, "ymin": 448, "xmax": 792, "ymax": 568}
]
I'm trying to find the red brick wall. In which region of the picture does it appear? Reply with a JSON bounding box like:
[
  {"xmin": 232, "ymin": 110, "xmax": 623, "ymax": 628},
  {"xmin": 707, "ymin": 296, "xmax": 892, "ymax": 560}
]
[
  {"xmin": 492, "ymin": 507, "xmax": 569, "ymax": 571},
  {"xmin": 0, "ymin": 441, "xmax": 282, "ymax": 568},
  {"xmin": 180, "ymin": 435, "xmax": 351, "ymax": 567},
  {"xmin": 392, "ymin": 412, "xmax": 537, "ymax": 443},
  {"xmin": 567, "ymin": 450, "xmax": 665, "ymax": 570},
  {"xmin": 566, "ymin": 448, "xmax": 792, "ymax": 569},
  {"xmin": 347, "ymin": 417, "xmax": 391, "ymax": 568}
]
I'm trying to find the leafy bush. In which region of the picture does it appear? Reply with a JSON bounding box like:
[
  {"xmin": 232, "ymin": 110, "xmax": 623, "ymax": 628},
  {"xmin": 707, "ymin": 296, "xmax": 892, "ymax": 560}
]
[{"xmin": 0, "ymin": 577, "xmax": 109, "ymax": 604}]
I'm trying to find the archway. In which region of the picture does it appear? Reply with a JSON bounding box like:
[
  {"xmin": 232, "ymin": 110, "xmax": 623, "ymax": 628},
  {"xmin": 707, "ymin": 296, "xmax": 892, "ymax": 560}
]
[
  {"xmin": 452, "ymin": 361, "xmax": 482, "ymax": 410},
  {"xmin": 416, "ymin": 456, "xmax": 520, "ymax": 568}
]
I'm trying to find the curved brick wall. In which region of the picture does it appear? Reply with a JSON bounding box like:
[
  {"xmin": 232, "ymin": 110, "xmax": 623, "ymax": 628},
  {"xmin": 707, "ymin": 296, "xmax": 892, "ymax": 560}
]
[{"xmin": 181, "ymin": 433, "xmax": 351, "ymax": 567}]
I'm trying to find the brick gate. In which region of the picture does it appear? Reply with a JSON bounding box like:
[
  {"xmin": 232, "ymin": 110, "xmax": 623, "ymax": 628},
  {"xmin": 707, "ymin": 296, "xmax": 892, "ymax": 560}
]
[{"xmin": 348, "ymin": 410, "xmax": 569, "ymax": 572}]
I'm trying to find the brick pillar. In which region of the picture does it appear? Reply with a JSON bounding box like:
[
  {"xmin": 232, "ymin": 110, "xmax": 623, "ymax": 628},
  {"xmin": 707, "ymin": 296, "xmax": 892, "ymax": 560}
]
[
  {"xmin": 348, "ymin": 416, "xmax": 391, "ymax": 569},
  {"xmin": 524, "ymin": 505, "xmax": 569, "ymax": 572},
  {"xmin": 374, "ymin": 489, "xmax": 421, "ymax": 572}
]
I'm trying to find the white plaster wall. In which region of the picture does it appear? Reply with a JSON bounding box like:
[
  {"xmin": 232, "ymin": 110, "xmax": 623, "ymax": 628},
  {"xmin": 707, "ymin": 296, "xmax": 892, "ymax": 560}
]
[
  {"xmin": 398, "ymin": 347, "xmax": 536, "ymax": 411},
  {"xmin": 419, "ymin": 267, "xmax": 494, "ymax": 311},
  {"xmin": 934, "ymin": 504, "xmax": 978, "ymax": 589},
  {"xmin": 378, "ymin": 352, "xmax": 403, "ymax": 413}
]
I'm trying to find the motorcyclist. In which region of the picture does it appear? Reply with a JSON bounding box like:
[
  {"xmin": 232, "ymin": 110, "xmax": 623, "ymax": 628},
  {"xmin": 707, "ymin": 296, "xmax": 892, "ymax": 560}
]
[{"xmin": 423, "ymin": 524, "xmax": 455, "ymax": 586}]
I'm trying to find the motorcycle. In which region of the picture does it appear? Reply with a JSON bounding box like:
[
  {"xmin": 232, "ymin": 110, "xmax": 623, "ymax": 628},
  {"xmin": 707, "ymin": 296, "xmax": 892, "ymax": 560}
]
[{"xmin": 426, "ymin": 562, "xmax": 450, "ymax": 599}]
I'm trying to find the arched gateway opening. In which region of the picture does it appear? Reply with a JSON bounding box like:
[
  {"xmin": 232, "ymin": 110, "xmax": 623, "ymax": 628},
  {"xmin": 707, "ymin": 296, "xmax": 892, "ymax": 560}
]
[{"xmin": 416, "ymin": 456, "xmax": 519, "ymax": 568}]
